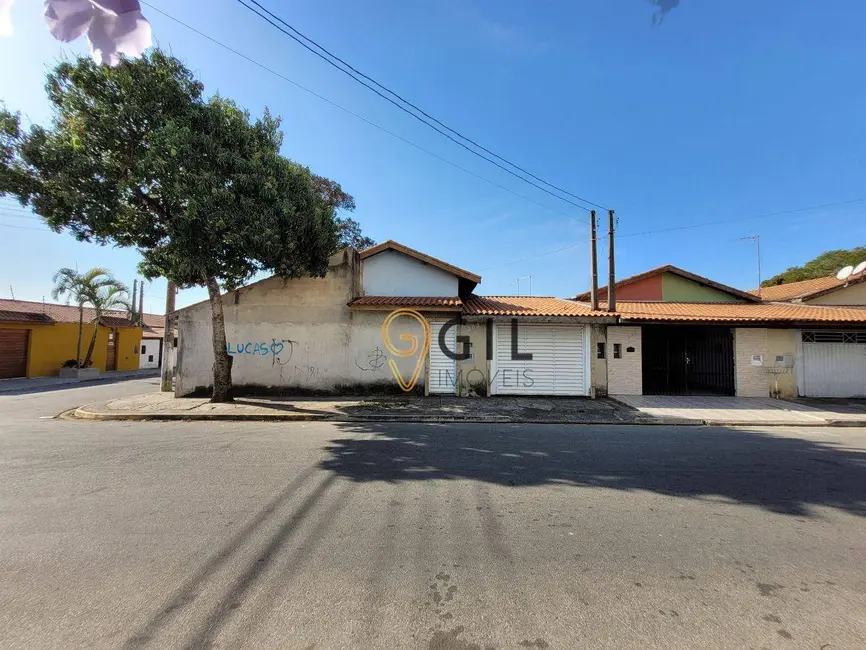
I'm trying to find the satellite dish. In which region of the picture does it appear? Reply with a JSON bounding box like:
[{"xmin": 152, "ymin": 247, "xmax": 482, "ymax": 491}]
[
  {"xmin": 836, "ymin": 265, "xmax": 854, "ymax": 281},
  {"xmin": 853, "ymin": 261, "xmax": 866, "ymax": 276}
]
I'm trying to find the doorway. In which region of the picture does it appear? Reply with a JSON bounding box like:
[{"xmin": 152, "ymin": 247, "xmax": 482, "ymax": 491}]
[{"xmin": 642, "ymin": 326, "xmax": 734, "ymax": 395}]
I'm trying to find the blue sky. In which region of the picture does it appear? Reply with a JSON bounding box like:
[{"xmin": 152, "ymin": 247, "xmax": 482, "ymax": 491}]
[{"xmin": 1, "ymin": 0, "xmax": 865, "ymax": 311}]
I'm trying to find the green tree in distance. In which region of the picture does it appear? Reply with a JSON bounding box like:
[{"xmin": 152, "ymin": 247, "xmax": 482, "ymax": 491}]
[
  {"xmin": 0, "ymin": 51, "xmax": 361, "ymax": 401},
  {"xmin": 763, "ymin": 247, "xmax": 866, "ymax": 286}
]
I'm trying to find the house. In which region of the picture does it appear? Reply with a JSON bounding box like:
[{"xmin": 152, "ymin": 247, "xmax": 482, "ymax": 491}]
[
  {"xmin": 0, "ymin": 298, "xmax": 142, "ymax": 379},
  {"xmin": 755, "ymin": 271, "xmax": 866, "ymax": 305},
  {"xmin": 577, "ymin": 265, "xmax": 866, "ymax": 399},
  {"xmin": 172, "ymin": 245, "xmax": 866, "ymax": 399},
  {"xmin": 139, "ymin": 313, "xmax": 175, "ymax": 370}
]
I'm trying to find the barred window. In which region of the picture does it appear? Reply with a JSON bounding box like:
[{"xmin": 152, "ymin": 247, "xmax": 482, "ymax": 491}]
[{"xmin": 802, "ymin": 331, "xmax": 866, "ymax": 343}]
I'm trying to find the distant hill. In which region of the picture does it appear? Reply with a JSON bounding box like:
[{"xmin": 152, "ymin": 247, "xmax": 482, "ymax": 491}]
[{"xmin": 763, "ymin": 247, "xmax": 866, "ymax": 286}]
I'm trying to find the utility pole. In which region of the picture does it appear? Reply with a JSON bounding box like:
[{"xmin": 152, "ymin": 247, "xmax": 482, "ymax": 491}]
[
  {"xmin": 739, "ymin": 235, "xmax": 761, "ymax": 298},
  {"xmin": 138, "ymin": 282, "xmax": 144, "ymax": 325},
  {"xmin": 131, "ymin": 279, "xmax": 138, "ymax": 321},
  {"xmin": 160, "ymin": 281, "xmax": 176, "ymax": 392},
  {"xmin": 607, "ymin": 209, "xmax": 616, "ymax": 312},
  {"xmin": 589, "ymin": 210, "xmax": 599, "ymax": 310}
]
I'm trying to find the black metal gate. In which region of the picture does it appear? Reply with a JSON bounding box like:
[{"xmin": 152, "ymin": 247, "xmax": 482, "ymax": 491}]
[{"xmin": 642, "ymin": 326, "xmax": 735, "ymax": 396}]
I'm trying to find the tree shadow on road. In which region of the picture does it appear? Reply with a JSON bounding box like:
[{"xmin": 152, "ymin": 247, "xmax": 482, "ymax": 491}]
[{"xmin": 320, "ymin": 422, "xmax": 866, "ymax": 518}]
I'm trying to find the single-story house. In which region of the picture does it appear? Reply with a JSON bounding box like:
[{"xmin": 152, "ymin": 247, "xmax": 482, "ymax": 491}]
[
  {"xmin": 0, "ymin": 298, "xmax": 142, "ymax": 379},
  {"xmin": 756, "ymin": 269, "xmax": 866, "ymax": 305},
  {"xmin": 172, "ymin": 244, "xmax": 866, "ymax": 399},
  {"xmin": 139, "ymin": 313, "xmax": 176, "ymax": 371}
]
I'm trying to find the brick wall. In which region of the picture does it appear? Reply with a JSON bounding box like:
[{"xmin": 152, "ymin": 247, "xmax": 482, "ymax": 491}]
[
  {"xmin": 607, "ymin": 326, "xmax": 642, "ymax": 395},
  {"xmin": 734, "ymin": 328, "xmax": 769, "ymax": 397}
]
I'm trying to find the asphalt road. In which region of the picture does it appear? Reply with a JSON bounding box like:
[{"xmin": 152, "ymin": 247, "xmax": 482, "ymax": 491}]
[{"xmin": 0, "ymin": 380, "xmax": 864, "ymax": 649}]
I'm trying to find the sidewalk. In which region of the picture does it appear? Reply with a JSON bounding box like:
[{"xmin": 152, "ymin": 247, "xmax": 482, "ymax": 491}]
[
  {"xmin": 71, "ymin": 392, "xmax": 661, "ymax": 424},
  {"xmin": 0, "ymin": 369, "xmax": 158, "ymax": 394},
  {"xmin": 612, "ymin": 395, "xmax": 866, "ymax": 427}
]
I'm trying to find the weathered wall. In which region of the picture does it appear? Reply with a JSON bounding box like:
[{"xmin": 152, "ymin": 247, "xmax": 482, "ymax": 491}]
[
  {"xmin": 140, "ymin": 338, "xmax": 162, "ymax": 369},
  {"xmin": 734, "ymin": 328, "xmax": 769, "ymax": 397},
  {"xmin": 590, "ymin": 324, "xmax": 608, "ymax": 396},
  {"xmin": 363, "ymin": 249, "xmax": 459, "ymax": 297},
  {"xmin": 607, "ymin": 326, "xmax": 642, "ymax": 395},
  {"xmin": 175, "ymin": 250, "xmax": 434, "ymax": 395},
  {"xmin": 766, "ymin": 328, "xmax": 798, "ymax": 397},
  {"xmin": 0, "ymin": 322, "xmax": 139, "ymax": 377},
  {"xmin": 662, "ymin": 273, "xmax": 745, "ymax": 302},
  {"xmin": 806, "ymin": 282, "xmax": 866, "ymax": 305}
]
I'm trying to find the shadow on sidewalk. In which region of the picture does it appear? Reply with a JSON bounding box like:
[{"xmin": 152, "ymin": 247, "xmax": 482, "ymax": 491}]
[{"xmin": 320, "ymin": 421, "xmax": 866, "ymax": 518}]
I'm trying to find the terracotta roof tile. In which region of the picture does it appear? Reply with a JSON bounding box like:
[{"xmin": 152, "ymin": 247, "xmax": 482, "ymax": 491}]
[
  {"xmin": 754, "ymin": 276, "xmax": 845, "ymax": 301},
  {"xmin": 0, "ymin": 299, "xmax": 144, "ymax": 327},
  {"xmin": 349, "ymin": 296, "xmax": 463, "ymax": 310},
  {"xmin": 463, "ymin": 295, "xmax": 609, "ymax": 318},
  {"xmin": 0, "ymin": 309, "xmax": 53, "ymax": 324},
  {"xmin": 611, "ymin": 301, "xmax": 866, "ymax": 323}
]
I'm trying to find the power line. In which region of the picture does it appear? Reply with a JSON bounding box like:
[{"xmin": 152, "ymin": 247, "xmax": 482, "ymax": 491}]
[
  {"xmin": 240, "ymin": 0, "xmax": 607, "ymax": 212},
  {"xmin": 141, "ymin": 2, "xmax": 588, "ymax": 226},
  {"xmin": 230, "ymin": 0, "xmax": 598, "ymax": 216},
  {"xmin": 477, "ymin": 198, "xmax": 866, "ymax": 272},
  {"xmin": 0, "ymin": 222, "xmax": 54, "ymax": 232}
]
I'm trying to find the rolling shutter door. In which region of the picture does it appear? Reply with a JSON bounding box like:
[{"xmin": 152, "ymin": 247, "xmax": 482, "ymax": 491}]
[
  {"xmin": 801, "ymin": 331, "xmax": 866, "ymax": 397},
  {"xmin": 428, "ymin": 321, "xmax": 458, "ymax": 394},
  {"xmin": 492, "ymin": 324, "xmax": 587, "ymax": 396},
  {"xmin": 0, "ymin": 329, "xmax": 29, "ymax": 379}
]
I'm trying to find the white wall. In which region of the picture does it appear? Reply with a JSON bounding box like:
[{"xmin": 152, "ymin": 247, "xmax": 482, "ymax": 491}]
[
  {"xmin": 139, "ymin": 338, "xmax": 161, "ymax": 369},
  {"xmin": 363, "ymin": 250, "xmax": 458, "ymax": 297},
  {"xmin": 806, "ymin": 282, "xmax": 866, "ymax": 305},
  {"xmin": 607, "ymin": 326, "xmax": 642, "ymax": 395}
]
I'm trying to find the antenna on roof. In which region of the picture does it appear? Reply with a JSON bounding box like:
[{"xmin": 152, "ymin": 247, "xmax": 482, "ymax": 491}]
[
  {"xmin": 512, "ymin": 275, "xmax": 532, "ymax": 297},
  {"xmin": 852, "ymin": 261, "xmax": 866, "ymax": 277},
  {"xmin": 9, "ymin": 286, "xmax": 13, "ymax": 300},
  {"xmin": 836, "ymin": 265, "xmax": 854, "ymax": 281}
]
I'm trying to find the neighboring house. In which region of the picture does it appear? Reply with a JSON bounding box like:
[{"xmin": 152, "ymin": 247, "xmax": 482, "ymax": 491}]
[
  {"xmin": 0, "ymin": 298, "xmax": 142, "ymax": 379},
  {"xmin": 755, "ymin": 271, "xmax": 866, "ymax": 305},
  {"xmin": 578, "ymin": 265, "xmax": 866, "ymax": 399},
  {"xmin": 139, "ymin": 313, "xmax": 173, "ymax": 370},
  {"xmin": 172, "ymin": 246, "xmax": 866, "ymax": 400}
]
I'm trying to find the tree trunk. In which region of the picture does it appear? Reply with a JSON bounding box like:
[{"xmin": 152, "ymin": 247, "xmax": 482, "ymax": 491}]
[
  {"xmin": 206, "ymin": 277, "xmax": 233, "ymax": 402},
  {"xmin": 83, "ymin": 310, "xmax": 99, "ymax": 368},
  {"xmin": 76, "ymin": 305, "xmax": 84, "ymax": 368}
]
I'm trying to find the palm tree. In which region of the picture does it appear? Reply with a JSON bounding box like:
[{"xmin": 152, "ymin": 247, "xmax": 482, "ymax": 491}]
[
  {"xmin": 82, "ymin": 282, "xmax": 130, "ymax": 368},
  {"xmin": 51, "ymin": 267, "xmax": 122, "ymax": 369}
]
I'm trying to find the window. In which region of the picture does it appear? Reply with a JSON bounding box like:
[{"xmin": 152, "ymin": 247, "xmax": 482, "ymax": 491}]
[
  {"xmin": 613, "ymin": 343, "xmax": 622, "ymax": 359},
  {"xmin": 148, "ymin": 355, "xmax": 154, "ymax": 362},
  {"xmin": 597, "ymin": 342, "xmax": 605, "ymax": 359},
  {"xmin": 802, "ymin": 331, "xmax": 866, "ymax": 343},
  {"xmin": 141, "ymin": 344, "xmax": 147, "ymax": 354}
]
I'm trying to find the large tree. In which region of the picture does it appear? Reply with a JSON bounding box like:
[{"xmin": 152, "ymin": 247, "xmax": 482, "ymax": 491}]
[
  {"xmin": 0, "ymin": 51, "xmax": 357, "ymax": 401},
  {"xmin": 763, "ymin": 247, "xmax": 866, "ymax": 286}
]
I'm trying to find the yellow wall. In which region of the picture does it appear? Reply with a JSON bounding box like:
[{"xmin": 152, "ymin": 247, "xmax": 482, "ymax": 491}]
[
  {"xmin": 0, "ymin": 322, "xmax": 142, "ymax": 377},
  {"xmin": 766, "ymin": 328, "xmax": 798, "ymax": 397},
  {"xmin": 806, "ymin": 282, "xmax": 866, "ymax": 305}
]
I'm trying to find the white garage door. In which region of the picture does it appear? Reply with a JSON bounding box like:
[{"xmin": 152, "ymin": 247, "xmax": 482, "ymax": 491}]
[
  {"xmin": 428, "ymin": 321, "xmax": 457, "ymax": 394},
  {"xmin": 801, "ymin": 331, "xmax": 866, "ymax": 398},
  {"xmin": 492, "ymin": 323, "xmax": 588, "ymax": 396}
]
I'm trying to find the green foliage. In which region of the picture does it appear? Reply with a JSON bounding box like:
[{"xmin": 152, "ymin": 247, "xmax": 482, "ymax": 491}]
[
  {"xmin": 1, "ymin": 50, "xmax": 363, "ymax": 398},
  {"xmin": 50, "ymin": 267, "xmax": 126, "ymax": 368},
  {"xmin": 763, "ymin": 247, "xmax": 866, "ymax": 286},
  {"xmin": 0, "ymin": 50, "xmax": 351, "ymax": 291},
  {"xmin": 337, "ymin": 217, "xmax": 375, "ymax": 250}
]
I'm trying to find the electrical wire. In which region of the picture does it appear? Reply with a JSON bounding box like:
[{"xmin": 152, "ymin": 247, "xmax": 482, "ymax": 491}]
[
  {"xmin": 141, "ymin": 1, "xmax": 589, "ymax": 226},
  {"xmin": 231, "ymin": 0, "xmax": 598, "ymax": 215},
  {"xmin": 240, "ymin": 0, "xmax": 608, "ymax": 212}
]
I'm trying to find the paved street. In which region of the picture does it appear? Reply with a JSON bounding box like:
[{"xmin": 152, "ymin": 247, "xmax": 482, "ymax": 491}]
[{"xmin": 1, "ymin": 381, "xmax": 865, "ymax": 649}]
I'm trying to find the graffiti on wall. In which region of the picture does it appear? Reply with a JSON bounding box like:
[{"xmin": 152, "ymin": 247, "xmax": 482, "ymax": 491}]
[
  {"xmin": 227, "ymin": 338, "xmax": 298, "ymax": 367},
  {"xmin": 353, "ymin": 346, "xmax": 387, "ymax": 373}
]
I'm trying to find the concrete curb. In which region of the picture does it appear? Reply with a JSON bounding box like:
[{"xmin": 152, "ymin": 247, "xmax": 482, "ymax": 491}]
[{"xmin": 66, "ymin": 406, "xmax": 866, "ymax": 426}]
